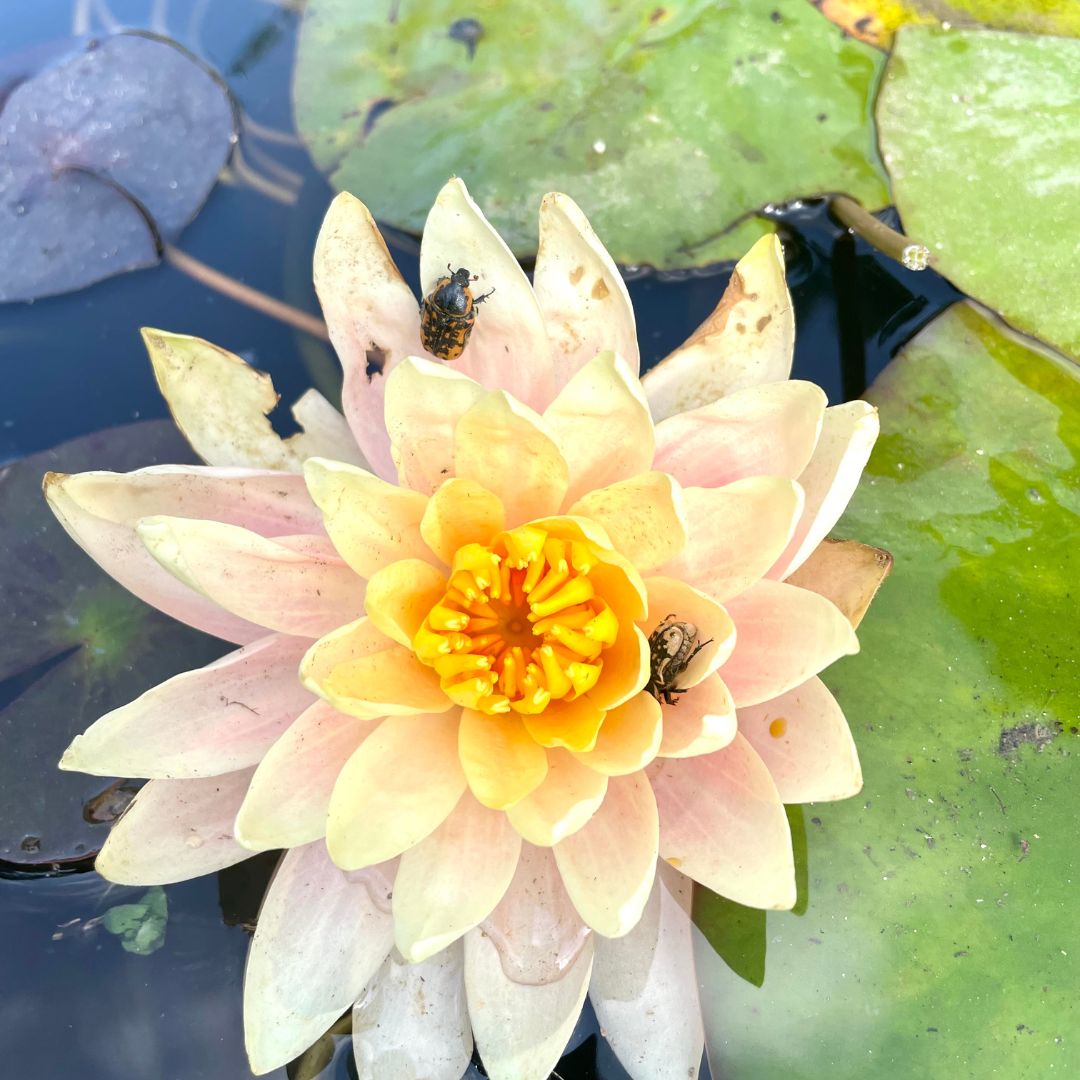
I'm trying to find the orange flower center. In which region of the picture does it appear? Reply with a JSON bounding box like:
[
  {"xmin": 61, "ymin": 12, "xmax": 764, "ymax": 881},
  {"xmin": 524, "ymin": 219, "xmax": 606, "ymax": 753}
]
[{"xmin": 413, "ymin": 524, "xmax": 619, "ymax": 716}]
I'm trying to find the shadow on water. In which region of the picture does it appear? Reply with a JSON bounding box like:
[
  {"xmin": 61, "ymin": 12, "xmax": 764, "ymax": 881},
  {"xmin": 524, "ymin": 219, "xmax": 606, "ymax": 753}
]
[{"xmin": 0, "ymin": 2, "xmax": 963, "ymax": 1078}]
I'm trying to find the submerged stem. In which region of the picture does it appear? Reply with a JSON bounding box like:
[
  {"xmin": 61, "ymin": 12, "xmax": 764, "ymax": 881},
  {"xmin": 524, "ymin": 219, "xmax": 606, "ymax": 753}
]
[
  {"xmin": 830, "ymin": 195, "xmax": 930, "ymax": 271},
  {"xmin": 163, "ymin": 245, "xmax": 330, "ymax": 341}
]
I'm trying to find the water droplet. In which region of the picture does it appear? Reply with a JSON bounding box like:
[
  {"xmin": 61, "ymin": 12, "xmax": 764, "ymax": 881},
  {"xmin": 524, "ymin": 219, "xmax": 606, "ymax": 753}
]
[
  {"xmin": 592, "ymin": 139, "xmax": 606, "ymax": 154},
  {"xmin": 902, "ymin": 244, "xmax": 930, "ymax": 271}
]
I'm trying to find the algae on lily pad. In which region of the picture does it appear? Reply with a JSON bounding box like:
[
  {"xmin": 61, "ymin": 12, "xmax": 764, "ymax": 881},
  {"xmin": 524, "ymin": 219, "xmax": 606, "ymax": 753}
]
[
  {"xmin": 293, "ymin": 0, "xmax": 889, "ymax": 268},
  {"xmin": 695, "ymin": 302, "xmax": 1080, "ymax": 1077},
  {"xmin": 877, "ymin": 26, "xmax": 1080, "ymax": 362},
  {"xmin": 0, "ymin": 422, "xmax": 226, "ymax": 865}
]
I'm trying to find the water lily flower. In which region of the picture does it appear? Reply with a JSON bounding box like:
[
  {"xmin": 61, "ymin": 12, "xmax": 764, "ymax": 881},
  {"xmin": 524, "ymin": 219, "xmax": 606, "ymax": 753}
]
[{"xmin": 46, "ymin": 178, "xmax": 888, "ymax": 1080}]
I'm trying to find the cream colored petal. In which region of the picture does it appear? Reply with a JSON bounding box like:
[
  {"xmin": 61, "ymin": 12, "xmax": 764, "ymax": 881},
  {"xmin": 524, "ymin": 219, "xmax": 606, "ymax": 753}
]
[
  {"xmin": 534, "ymin": 193, "xmax": 639, "ymax": 386},
  {"xmin": 244, "ymin": 841, "xmax": 395, "ymax": 1075},
  {"xmin": 60, "ymin": 633, "xmax": 313, "ymax": 779},
  {"xmin": 654, "ymin": 379, "xmax": 826, "ymax": 487},
  {"xmin": 589, "ymin": 623, "xmax": 651, "ymax": 712},
  {"xmin": 465, "ymin": 928, "xmax": 593, "ymax": 1080},
  {"xmin": 352, "ymin": 945, "xmax": 472, "ymax": 1080},
  {"xmin": 770, "ymin": 401, "xmax": 880, "ymax": 580},
  {"xmin": 739, "ymin": 676, "xmax": 862, "ymax": 803},
  {"xmin": 43, "ymin": 466, "xmax": 322, "ymax": 643},
  {"xmin": 420, "ymin": 177, "xmax": 554, "ymax": 410},
  {"xmin": 393, "ymin": 792, "xmax": 521, "ymax": 962},
  {"xmin": 290, "ymin": 389, "xmax": 367, "ymax": 466},
  {"xmin": 421, "ymin": 477, "xmax": 507, "ymax": 565},
  {"xmin": 313, "ymin": 191, "xmax": 424, "ymax": 480},
  {"xmin": 459, "ymin": 709, "xmax": 549, "ymax": 810},
  {"xmin": 720, "ymin": 579, "xmax": 859, "ymax": 708},
  {"xmin": 384, "ymin": 356, "xmax": 486, "ymax": 494},
  {"xmin": 544, "ymin": 351, "xmax": 654, "ymax": 507},
  {"xmin": 327, "ymin": 712, "xmax": 465, "ymax": 869},
  {"xmin": 304, "ymin": 457, "xmax": 434, "ymax": 578},
  {"xmin": 658, "ymin": 673, "xmax": 737, "ymax": 759},
  {"xmin": 364, "ymin": 558, "xmax": 447, "ymax": 647},
  {"xmin": 506, "ymin": 749, "xmax": 608, "ymax": 846},
  {"xmin": 455, "ymin": 391, "xmax": 569, "ymax": 526},
  {"xmin": 554, "ymin": 771, "xmax": 658, "ymax": 937},
  {"xmin": 301, "ymin": 616, "xmax": 448, "ymax": 717},
  {"xmin": 638, "ymin": 576, "xmax": 737, "ymax": 691},
  {"xmin": 95, "ymin": 771, "xmax": 254, "ymax": 885},
  {"xmin": 137, "ymin": 516, "xmax": 363, "ymax": 637},
  {"xmin": 568, "ymin": 472, "xmax": 686, "ymax": 572},
  {"xmin": 642, "ymin": 235, "xmax": 794, "ymax": 420},
  {"xmin": 571, "ymin": 692, "xmax": 663, "ymax": 777},
  {"xmin": 659, "ymin": 478, "xmax": 803, "ymax": 603},
  {"xmin": 589, "ymin": 863, "xmax": 704, "ymax": 1079},
  {"xmin": 652, "ymin": 733, "xmax": 796, "ymax": 910},
  {"xmin": 143, "ymin": 328, "xmax": 361, "ymax": 471},
  {"xmin": 234, "ymin": 702, "xmax": 378, "ymax": 851},
  {"xmin": 786, "ymin": 537, "xmax": 892, "ymax": 629}
]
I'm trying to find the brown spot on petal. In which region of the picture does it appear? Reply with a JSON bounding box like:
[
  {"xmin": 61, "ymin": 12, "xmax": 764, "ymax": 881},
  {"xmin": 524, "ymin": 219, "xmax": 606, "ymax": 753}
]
[
  {"xmin": 769, "ymin": 717, "xmax": 787, "ymax": 738},
  {"xmin": 569, "ymin": 265, "xmax": 585, "ymax": 285},
  {"xmin": 757, "ymin": 314, "xmax": 772, "ymax": 332},
  {"xmin": 736, "ymin": 322, "xmax": 747, "ymax": 334},
  {"xmin": 590, "ymin": 278, "xmax": 610, "ymax": 300}
]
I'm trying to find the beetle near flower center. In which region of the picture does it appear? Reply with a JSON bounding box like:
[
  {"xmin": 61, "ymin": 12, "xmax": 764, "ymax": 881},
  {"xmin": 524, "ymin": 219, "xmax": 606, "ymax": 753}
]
[{"xmin": 413, "ymin": 524, "xmax": 619, "ymax": 716}]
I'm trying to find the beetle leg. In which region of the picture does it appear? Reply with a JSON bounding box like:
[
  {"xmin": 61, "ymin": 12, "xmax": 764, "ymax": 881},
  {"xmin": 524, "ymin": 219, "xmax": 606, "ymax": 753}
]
[
  {"xmin": 474, "ymin": 287, "xmax": 496, "ymax": 304},
  {"xmin": 685, "ymin": 638, "xmax": 713, "ymax": 665}
]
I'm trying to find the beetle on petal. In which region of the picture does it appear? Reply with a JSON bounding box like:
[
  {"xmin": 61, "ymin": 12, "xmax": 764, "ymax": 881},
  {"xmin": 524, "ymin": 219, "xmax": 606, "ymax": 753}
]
[
  {"xmin": 646, "ymin": 613, "xmax": 712, "ymax": 705},
  {"xmin": 420, "ymin": 264, "xmax": 494, "ymax": 361}
]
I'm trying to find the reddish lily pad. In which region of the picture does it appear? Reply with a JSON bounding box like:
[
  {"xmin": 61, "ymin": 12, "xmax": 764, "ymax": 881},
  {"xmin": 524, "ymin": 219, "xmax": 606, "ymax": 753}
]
[{"xmin": 0, "ymin": 422, "xmax": 226, "ymax": 866}]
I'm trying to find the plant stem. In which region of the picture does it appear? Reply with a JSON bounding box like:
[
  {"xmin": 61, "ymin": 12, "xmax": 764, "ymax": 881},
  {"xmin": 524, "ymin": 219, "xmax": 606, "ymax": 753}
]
[
  {"xmin": 830, "ymin": 195, "xmax": 930, "ymax": 271},
  {"xmin": 163, "ymin": 245, "xmax": 330, "ymax": 342}
]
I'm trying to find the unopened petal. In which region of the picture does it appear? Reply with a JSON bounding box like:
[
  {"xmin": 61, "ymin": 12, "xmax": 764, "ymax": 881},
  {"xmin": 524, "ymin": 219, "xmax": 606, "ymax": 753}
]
[
  {"xmin": 506, "ymin": 749, "xmax": 608, "ymax": 846},
  {"xmin": 327, "ymin": 712, "xmax": 465, "ymax": 870},
  {"xmin": 421, "ymin": 478, "xmax": 506, "ymax": 564},
  {"xmin": 642, "ymin": 235, "xmax": 794, "ymax": 420},
  {"xmin": 459, "ymin": 709, "xmax": 549, "ymax": 810},
  {"xmin": 572, "ymin": 693, "xmax": 663, "ymax": 776}
]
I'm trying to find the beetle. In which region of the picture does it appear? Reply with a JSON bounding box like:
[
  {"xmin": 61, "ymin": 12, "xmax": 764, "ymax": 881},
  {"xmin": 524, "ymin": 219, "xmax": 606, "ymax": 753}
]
[
  {"xmin": 646, "ymin": 613, "xmax": 712, "ymax": 705},
  {"xmin": 420, "ymin": 264, "xmax": 494, "ymax": 361}
]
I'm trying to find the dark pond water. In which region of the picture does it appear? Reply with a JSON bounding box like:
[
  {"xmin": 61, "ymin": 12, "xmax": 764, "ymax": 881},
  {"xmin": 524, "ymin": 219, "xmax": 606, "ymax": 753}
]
[{"xmin": 0, "ymin": 2, "xmax": 962, "ymax": 1078}]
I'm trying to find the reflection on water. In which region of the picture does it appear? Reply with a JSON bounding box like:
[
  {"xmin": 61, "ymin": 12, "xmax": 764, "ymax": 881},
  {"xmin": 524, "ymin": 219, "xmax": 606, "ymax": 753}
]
[{"xmin": 0, "ymin": 1, "xmax": 962, "ymax": 1078}]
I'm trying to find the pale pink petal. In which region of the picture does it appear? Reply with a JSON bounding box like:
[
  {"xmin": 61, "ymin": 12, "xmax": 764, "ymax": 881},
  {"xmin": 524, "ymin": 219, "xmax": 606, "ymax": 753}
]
[
  {"xmin": 420, "ymin": 177, "xmax": 554, "ymax": 409},
  {"xmin": 455, "ymin": 391, "xmax": 569, "ymax": 526},
  {"xmin": 60, "ymin": 633, "xmax": 313, "ymax": 779},
  {"xmin": 720, "ymin": 579, "xmax": 859, "ymax": 708},
  {"xmin": 506, "ymin": 749, "xmax": 609, "ymax": 846},
  {"xmin": 43, "ymin": 466, "xmax": 323, "ymax": 643},
  {"xmin": 393, "ymin": 791, "xmax": 522, "ymax": 962},
  {"xmin": 554, "ymin": 771, "xmax": 658, "ymax": 937},
  {"xmin": 465, "ymin": 928, "xmax": 593, "ymax": 1080},
  {"xmin": 785, "ymin": 537, "xmax": 892, "ymax": 630},
  {"xmin": 651, "ymin": 733, "xmax": 796, "ymax": 909},
  {"xmin": 738, "ymin": 676, "xmax": 862, "ymax": 802},
  {"xmin": 769, "ymin": 401, "xmax": 880, "ymax": 580},
  {"xmin": 568, "ymin": 472, "xmax": 686, "ymax": 572},
  {"xmin": 364, "ymin": 559, "xmax": 447, "ymax": 647},
  {"xmin": 653, "ymin": 379, "xmax": 826, "ymax": 487},
  {"xmin": 384, "ymin": 357, "xmax": 486, "ymax": 494},
  {"xmin": 638, "ymin": 576, "xmax": 737, "ymax": 690},
  {"xmin": 95, "ymin": 770, "xmax": 255, "ymax": 885},
  {"xmin": 659, "ymin": 479, "xmax": 803, "ymax": 603},
  {"xmin": 243, "ymin": 842, "xmax": 395, "ymax": 1075},
  {"xmin": 327, "ymin": 712, "xmax": 465, "ymax": 870},
  {"xmin": 571, "ymin": 693, "xmax": 662, "ymax": 777},
  {"xmin": 657, "ymin": 673, "xmax": 737, "ymax": 759},
  {"xmin": 143, "ymin": 328, "xmax": 363, "ymax": 471},
  {"xmin": 352, "ymin": 945, "xmax": 472, "ymax": 1080},
  {"xmin": 533, "ymin": 193, "xmax": 639, "ymax": 386},
  {"xmin": 304, "ymin": 457, "xmax": 435, "ymax": 578},
  {"xmin": 590, "ymin": 862, "xmax": 704, "ymax": 1079},
  {"xmin": 313, "ymin": 192, "xmax": 425, "ymax": 480},
  {"xmin": 137, "ymin": 516, "xmax": 363, "ymax": 637},
  {"xmin": 544, "ymin": 352, "xmax": 654, "ymax": 507},
  {"xmin": 642, "ymin": 236, "xmax": 794, "ymax": 421},
  {"xmin": 421, "ymin": 477, "xmax": 506, "ymax": 565},
  {"xmin": 234, "ymin": 701, "xmax": 378, "ymax": 851},
  {"xmin": 478, "ymin": 844, "xmax": 591, "ymax": 986}
]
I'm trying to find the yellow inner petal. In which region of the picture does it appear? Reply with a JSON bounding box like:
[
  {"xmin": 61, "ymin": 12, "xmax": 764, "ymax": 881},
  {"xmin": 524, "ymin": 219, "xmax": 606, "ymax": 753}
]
[{"xmin": 413, "ymin": 524, "xmax": 618, "ymax": 717}]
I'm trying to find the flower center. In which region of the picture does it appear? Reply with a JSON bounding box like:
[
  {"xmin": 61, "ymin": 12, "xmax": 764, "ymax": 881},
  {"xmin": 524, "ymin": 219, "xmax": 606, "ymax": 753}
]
[{"xmin": 413, "ymin": 524, "xmax": 619, "ymax": 716}]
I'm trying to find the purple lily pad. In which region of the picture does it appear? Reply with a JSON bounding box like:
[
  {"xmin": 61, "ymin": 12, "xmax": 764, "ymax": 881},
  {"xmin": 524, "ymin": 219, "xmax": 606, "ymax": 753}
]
[
  {"xmin": 0, "ymin": 31, "xmax": 236, "ymax": 303},
  {"xmin": 0, "ymin": 421, "xmax": 228, "ymax": 867}
]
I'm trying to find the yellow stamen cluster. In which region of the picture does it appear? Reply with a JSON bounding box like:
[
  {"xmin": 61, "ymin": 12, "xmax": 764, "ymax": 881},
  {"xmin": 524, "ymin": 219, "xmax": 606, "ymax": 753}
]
[{"xmin": 413, "ymin": 525, "xmax": 619, "ymax": 716}]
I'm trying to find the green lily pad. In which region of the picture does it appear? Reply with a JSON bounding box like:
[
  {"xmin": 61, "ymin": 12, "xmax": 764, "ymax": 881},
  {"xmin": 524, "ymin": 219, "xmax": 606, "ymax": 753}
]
[
  {"xmin": 103, "ymin": 886, "xmax": 169, "ymax": 955},
  {"xmin": 877, "ymin": 26, "xmax": 1080, "ymax": 362},
  {"xmin": 0, "ymin": 421, "xmax": 226, "ymax": 866},
  {"xmin": 293, "ymin": 0, "xmax": 889, "ymax": 268},
  {"xmin": 695, "ymin": 302, "xmax": 1080, "ymax": 1077}
]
